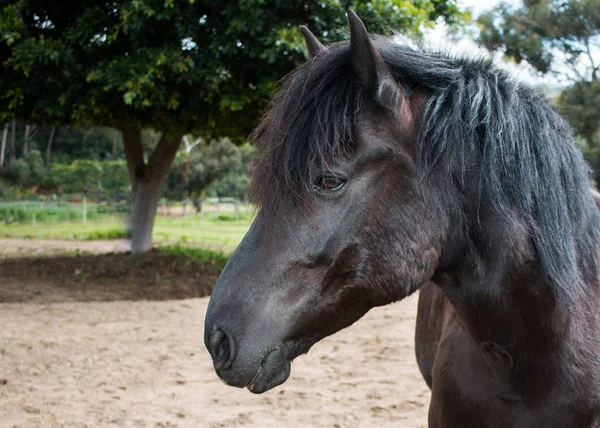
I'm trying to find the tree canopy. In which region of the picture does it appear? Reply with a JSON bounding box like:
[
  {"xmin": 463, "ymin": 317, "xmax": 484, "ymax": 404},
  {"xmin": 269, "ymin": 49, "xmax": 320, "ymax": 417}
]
[
  {"xmin": 478, "ymin": 0, "xmax": 599, "ymax": 80},
  {"xmin": 2, "ymin": 0, "xmax": 467, "ymax": 140}
]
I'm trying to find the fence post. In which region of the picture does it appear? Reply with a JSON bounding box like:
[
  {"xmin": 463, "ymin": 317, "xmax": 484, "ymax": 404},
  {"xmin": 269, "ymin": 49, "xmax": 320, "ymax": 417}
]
[
  {"xmin": 82, "ymin": 196, "xmax": 87, "ymax": 224},
  {"xmin": 32, "ymin": 212, "xmax": 36, "ymax": 225},
  {"xmin": 234, "ymin": 200, "xmax": 239, "ymax": 221}
]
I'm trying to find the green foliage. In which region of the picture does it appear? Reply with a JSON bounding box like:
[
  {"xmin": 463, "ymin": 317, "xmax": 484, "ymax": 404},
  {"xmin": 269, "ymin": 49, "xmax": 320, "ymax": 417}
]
[
  {"xmin": 1, "ymin": 0, "xmax": 466, "ymax": 140},
  {"xmin": 0, "ymin": 179, "xmax": 10, "ymax": 198},
  {"xmin": 559, "ymin": 80, "xmax": 600, "ymax": 183},
  {"xmin": 477, "ymin": 0, "xmax": 600, "ymax": 77},
  {"xmin": 1, "ymin": 149, "xmax": 44, "ymax": 186},
  {"xmin": 43, "ymin": 159, "xmax": 129, "ymax": 197},
  {"xmin": 0, "ymin": 122, "xmax": 122, "ymax": 165},
  {"xmin": 205, "ymin": 143, "xmax": 254, "ymax": 200},
  {"xmin": 206, "ymin": 173, "xmax": 250, "ymax": 200},
  {"xmin": 48, "ymin": 126, "xmax": 123, "ymax": 163},
  {"xmin": 558, "ymin": 80, "xmax": 600, "ymax": 144},
  {"xmin": 157, "ymin": 244, "xmax": 230, "ymax": 272},
  {"xmin": 48, "ymin": 160, "xmax": 102, "ymax": 193},
  {"xmin": 164, "ymin": 138, "xmax": 247, "ymax": 200}
]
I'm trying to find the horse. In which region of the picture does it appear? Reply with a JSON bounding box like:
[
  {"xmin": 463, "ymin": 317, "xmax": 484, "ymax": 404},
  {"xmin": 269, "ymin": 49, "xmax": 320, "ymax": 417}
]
[{"xmin": 204, "ymin": 10, "xmax": 600, "ymax": 427}]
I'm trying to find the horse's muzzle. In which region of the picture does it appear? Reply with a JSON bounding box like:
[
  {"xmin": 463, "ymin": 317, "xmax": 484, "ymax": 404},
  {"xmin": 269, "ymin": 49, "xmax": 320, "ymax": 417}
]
[
  {"xmin": 246, "ymin": 348, "xmax": 291, "ymax": 394},
  {"xmin": 206, "ymin": 325, "xmax": 291, "ymax": 393}
]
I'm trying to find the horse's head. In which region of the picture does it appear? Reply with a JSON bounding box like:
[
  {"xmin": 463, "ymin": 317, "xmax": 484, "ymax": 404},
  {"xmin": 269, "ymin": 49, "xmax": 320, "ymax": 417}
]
[{"xmin": 204, "ymin": 11, "xmax": 447, "ymax": 393}]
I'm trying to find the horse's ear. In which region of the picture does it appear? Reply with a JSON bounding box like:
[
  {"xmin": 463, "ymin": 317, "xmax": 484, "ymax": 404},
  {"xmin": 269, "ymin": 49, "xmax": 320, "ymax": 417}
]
[
  {"xmin": 300, "ymin": 26, "xmax": 325, "ymax": 59},
  {"xmin": 347, "ymin": 9, "xmax": 402, "ymax": 111}
]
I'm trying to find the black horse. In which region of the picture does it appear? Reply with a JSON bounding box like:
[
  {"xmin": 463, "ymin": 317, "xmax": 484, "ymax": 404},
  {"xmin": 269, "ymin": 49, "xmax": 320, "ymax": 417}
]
[{"xmin": 205, "ymin": 11, "xmax": 600, "ymax": 427}]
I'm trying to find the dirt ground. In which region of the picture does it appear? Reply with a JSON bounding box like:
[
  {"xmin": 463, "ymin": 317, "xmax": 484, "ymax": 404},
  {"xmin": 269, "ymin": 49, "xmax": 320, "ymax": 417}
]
[
  {"xmin": 0, "ymin": 239, "xmax": 431, "ymax": 427},
  {"xmin": 0, "ymin": 238, "xmax": 131, "ymax": 258},
  {"xmin": 0, "ymin": 252, "xmax": 218, "ymax": 304}
]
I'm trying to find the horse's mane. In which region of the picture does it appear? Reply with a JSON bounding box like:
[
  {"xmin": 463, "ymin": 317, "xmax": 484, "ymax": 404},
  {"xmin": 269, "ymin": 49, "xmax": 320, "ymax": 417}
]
[{"xmin": 250, "ymin": 38, "xmax": 600, "ymax": 292}]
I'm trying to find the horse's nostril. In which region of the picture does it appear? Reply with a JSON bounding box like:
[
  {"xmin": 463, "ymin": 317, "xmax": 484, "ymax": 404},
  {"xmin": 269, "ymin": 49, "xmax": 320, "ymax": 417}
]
[{"xmin": 209, "ymin": 328, "xmax": 236, "ymax": 370}]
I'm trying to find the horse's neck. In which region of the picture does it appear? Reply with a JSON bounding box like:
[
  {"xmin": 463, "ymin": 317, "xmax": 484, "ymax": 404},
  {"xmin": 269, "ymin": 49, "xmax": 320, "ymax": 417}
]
[{"xmin": 436, "ymin": 233, "xmax": 600, "ymax": 391}]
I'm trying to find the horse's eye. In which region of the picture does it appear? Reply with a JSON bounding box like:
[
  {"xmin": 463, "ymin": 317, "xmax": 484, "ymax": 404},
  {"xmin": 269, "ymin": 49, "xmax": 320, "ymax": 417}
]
[{"xmin": 315, "ymin": 176, "xmax": 346, "ymax": 192}]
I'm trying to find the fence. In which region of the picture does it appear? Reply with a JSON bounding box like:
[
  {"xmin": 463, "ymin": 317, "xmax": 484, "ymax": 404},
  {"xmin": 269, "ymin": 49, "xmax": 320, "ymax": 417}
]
[{"xmin": 0, "ymin": 195, "xmax": 251, "ymax": 225}]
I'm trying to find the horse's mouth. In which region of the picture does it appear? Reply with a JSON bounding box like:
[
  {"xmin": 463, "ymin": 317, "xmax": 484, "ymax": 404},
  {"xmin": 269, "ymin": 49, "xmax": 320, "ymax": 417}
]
[{"xmin": 246, "ymin": 348, "xmax": 291, "ymax": 394}]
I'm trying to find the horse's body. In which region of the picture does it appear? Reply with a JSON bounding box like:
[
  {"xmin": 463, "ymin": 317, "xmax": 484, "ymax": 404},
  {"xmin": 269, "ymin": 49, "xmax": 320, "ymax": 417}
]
[{"xmin": 205, "ymin": 11, "xmax": 600, "ymax": 427}]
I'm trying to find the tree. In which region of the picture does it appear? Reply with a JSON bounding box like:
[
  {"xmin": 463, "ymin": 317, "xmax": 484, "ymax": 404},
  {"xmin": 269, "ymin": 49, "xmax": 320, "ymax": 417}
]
[
  {"xmin": 559, "ymin": 80, "xmax": 600, "ymax": 181},
  {"xmin": 179, "ymin": 135, "xmax": 202, "ymax": 215},
  {"xmin": 0, "ymin": 123, "xmax": 7, "ymax": 168},
  {"xmin": 206, "ymin": 144, "xmax": 254, "ymax": 201},
  {"xmin": 1, "ymin": 0, "xmax": 466, "ymax": 253},
  {"xmin": 8, "ymin": 122, "xmax": 16, "ymax": 162},
  {"xmin": 164, "ymin": 138, "xmax": 242, "ymax": 211},
  {"xmin": 45, "ymin": 125, "xmax": 55, "ymax": 171},
  {"xmin": 478, "ymin": 0, "xmax": 599, "ymax": 79},
  {"xmin": 22, "ymin": 123, "xmax": 37, "ymax": 156},
  {"xmin": 477, "ymin": 0, "xmax": 600, "ymax": 181}
]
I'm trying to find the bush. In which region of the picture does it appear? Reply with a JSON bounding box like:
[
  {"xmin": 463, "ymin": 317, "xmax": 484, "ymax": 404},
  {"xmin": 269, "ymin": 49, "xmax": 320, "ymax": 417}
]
[
  {"xmin": 2, "ymin": 158, "xmax": 31, "ymax": 186},
  {"xmin": 0, "ymin": 150, "xmax": 45, "ymax": 187},
  {"xmin": 0, "ymin": 179, "xmax": 10, "ymax": 198}
]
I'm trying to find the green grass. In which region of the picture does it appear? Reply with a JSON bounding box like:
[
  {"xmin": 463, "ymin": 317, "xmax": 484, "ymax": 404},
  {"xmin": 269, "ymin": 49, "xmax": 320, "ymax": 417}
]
[
  {"xmin": 151, "ymin": 217, "xmax": 251, "ymax": 250},
  {"xmin": 0, "ymin": 201, "xmax": 127, "ymax": 223},
  {"xmin": 157, "ymin": 244, "xmax": 230, "ymax": 272},
  {"xmin": 0, "ymin": 215, "xmax": 253, "ymax": 252}
]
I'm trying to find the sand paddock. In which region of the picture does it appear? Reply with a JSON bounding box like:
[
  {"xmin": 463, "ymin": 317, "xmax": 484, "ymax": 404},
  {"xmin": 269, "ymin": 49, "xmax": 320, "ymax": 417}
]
[{"xmin": 0, "ymin": 295, "xmax": 429, "ymax": 427}]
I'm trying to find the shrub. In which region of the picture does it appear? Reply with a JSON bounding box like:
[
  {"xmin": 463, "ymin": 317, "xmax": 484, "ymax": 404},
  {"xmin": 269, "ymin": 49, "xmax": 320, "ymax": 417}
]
[{"xmin": 0, "ymin": 179, "xmax": 10, "ymax": 198}]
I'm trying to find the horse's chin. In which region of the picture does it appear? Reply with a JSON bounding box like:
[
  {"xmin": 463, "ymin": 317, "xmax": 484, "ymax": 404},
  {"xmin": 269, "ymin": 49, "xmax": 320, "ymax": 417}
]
[{"xmin": 246, "ymin": 349, "xmax": 291, "ymax": 394}]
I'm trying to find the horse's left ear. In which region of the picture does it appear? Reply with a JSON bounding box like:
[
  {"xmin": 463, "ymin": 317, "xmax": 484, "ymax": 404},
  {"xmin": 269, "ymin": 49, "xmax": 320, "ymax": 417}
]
[
  {"xmin": 347, "ymin": 9, "xmax": 402, "ymax": 111},
  {"xmin": 300, "ymin": 26, "xmax": 325, "ymax": 59}
]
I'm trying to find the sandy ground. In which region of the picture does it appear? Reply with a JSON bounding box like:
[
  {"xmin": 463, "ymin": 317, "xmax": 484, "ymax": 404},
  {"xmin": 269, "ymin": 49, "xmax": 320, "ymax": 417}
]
[
  {"xmin": 0, "ymin": 239, "xmax": 131, "ymax": 258},
  {"xmin": 0, "ymin": 295, "xmax": 430, "ymax": 427}
]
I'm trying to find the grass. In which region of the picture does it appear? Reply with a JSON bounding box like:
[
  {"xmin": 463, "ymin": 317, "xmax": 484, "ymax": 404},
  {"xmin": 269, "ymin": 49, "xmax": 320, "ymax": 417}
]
[
  {"xmin": 0, "ymin": 214, "xmax": 253, "ymax": 252},
  {"xmin": 0, "ymin": 201, "xmax": 127, "ymax": 223},
  {"xmin": 157, "ymin": 244, "xmax": 230, "ymax": 272}
]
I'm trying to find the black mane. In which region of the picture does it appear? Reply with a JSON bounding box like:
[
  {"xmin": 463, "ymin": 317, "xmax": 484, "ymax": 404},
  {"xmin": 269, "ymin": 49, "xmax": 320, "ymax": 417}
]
[{"xmin": 251, "ymin": 38, "xmax": 600, "ymax": 292}]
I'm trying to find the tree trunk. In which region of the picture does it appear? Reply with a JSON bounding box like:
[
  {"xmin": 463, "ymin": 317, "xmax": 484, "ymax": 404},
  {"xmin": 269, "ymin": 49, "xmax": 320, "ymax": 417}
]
[
  {"xmin": 45, "ymin": 126, "xmax": 55, "ymax": 171},
  {"xmin": 130, "ymin": 178, "xmax": 163, "ymax": 253},
  {"xmin": 112, "ymin": 129, "xmax": 119, "ymax": 159},
  {"xmin": 22, "ymin": 124, "xmax": 37, "ymax": 157},
  {"xmin": 182, "ymin": 156, "xmax": 190, "ymax": 216},
  {"xmin": 0, "ymin": 124, "xmax": 8, "ymax": 168},
  {"xmin": 118, "ymin": 124, "xmax": 182, "ymax": 254},
  {"xmin": 23, "ymin": 124, "xmax": 30, "ymax": 156},
  {"xmin": 9, "ymin": 121, "xmax": 16, "ymax": 162}
]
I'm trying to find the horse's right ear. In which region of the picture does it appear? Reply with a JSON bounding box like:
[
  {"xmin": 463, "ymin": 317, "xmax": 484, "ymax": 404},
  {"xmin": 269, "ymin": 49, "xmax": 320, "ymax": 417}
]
[
  {"xmin": 347, "ymin": 9, "xmax": 403, "ymax": 112},
  {"xmin": 300, "ymin": 26, "xmax": 325, "ymax": 59}
]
